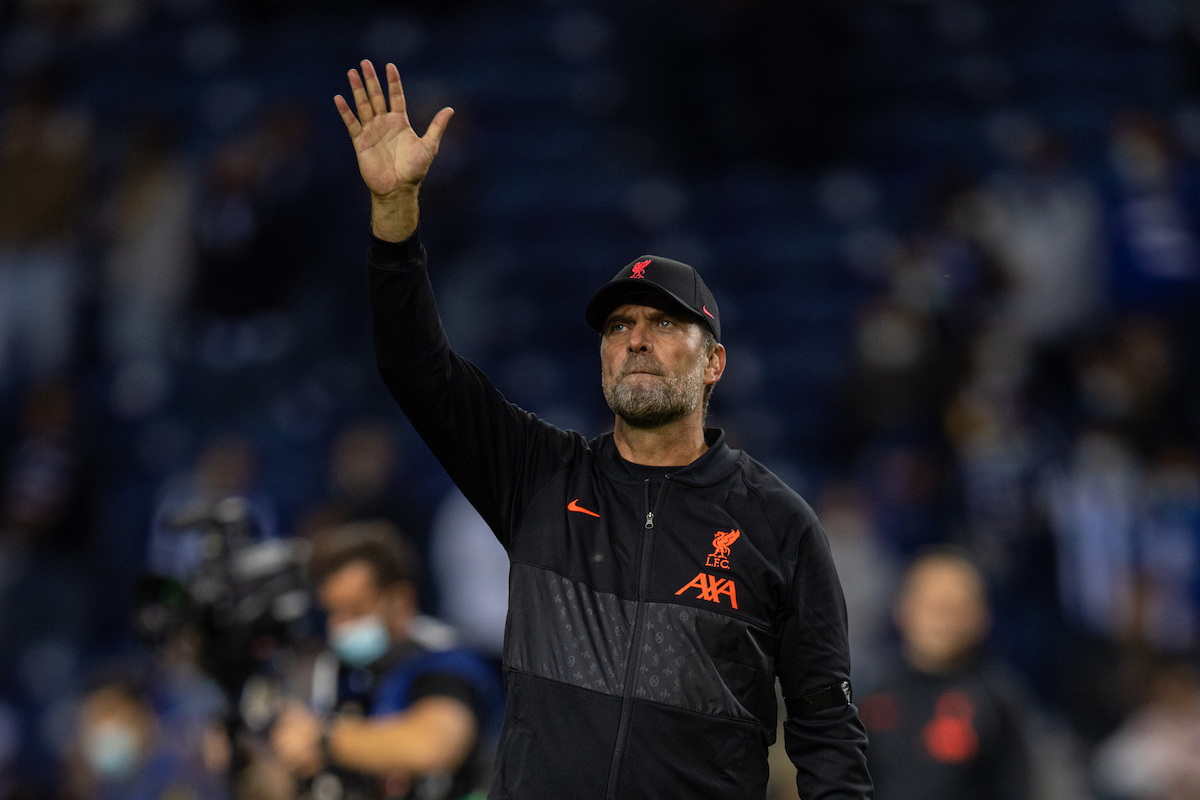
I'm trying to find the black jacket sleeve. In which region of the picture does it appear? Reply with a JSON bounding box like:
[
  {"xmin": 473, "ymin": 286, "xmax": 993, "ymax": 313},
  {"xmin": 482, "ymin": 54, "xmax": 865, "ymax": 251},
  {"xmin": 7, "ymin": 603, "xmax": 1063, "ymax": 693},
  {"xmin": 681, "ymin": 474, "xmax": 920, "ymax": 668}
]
[
  {"xmin": 368, "ymin": 231, "xmax": 582, "ymax": 547},
  {"xmin": 775, "ymin": 508, "xmax": 873, "ymax": 799}
]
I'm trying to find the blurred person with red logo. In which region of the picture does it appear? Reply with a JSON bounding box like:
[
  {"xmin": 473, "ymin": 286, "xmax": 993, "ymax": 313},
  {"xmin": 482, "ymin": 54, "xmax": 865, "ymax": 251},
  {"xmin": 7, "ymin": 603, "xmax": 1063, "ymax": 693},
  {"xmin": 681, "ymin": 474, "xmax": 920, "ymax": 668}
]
[{"xmin": 859, "ymin": 548, "xmax": 1032, "ymax": 800}]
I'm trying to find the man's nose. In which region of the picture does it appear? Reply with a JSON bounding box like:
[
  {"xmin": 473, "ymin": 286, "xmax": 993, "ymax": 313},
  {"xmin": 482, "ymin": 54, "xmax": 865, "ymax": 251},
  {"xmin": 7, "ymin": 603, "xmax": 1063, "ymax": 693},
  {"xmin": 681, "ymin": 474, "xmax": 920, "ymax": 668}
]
[{"xmin": 627, "ymin": 322, "xmax": 652, "ymax": 351}]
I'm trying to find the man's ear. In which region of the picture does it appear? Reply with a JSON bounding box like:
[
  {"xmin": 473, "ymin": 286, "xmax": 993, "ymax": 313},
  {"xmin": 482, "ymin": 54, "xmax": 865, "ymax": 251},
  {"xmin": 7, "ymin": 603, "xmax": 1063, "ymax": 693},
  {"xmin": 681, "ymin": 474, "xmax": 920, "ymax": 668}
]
[{"xmin": 705, "ymin": 343, "xmax": 726, "ymax": 386}]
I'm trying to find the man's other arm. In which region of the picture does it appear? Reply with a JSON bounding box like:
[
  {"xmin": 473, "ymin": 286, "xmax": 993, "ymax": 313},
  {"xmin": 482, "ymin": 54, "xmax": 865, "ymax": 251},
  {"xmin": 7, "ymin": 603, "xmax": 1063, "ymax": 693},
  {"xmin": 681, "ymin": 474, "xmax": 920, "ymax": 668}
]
[{"xmin": 776, "ymin": 514, "xmax": 873, "ymax": 799}]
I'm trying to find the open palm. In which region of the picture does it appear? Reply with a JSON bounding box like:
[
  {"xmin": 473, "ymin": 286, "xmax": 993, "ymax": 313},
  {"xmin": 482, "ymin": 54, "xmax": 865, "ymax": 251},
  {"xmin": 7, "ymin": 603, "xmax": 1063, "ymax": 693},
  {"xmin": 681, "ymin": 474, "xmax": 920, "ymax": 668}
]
[{"xmin": 335, "ymin": 60, "xmax": 453, "ymax": 197}]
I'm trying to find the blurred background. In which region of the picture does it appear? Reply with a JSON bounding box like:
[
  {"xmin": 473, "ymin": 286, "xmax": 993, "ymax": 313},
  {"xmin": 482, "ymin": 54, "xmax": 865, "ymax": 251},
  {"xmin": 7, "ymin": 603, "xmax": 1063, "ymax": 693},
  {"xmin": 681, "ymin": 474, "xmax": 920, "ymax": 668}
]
[{"xmin": 2, "ymin": 0, "xmax": 1200, "ymax": 798}]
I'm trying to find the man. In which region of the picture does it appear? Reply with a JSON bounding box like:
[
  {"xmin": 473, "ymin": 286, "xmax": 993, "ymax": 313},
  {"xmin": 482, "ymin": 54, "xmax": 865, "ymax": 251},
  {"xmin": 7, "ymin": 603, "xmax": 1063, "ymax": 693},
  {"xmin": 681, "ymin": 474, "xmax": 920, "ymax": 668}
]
[
  {"xmin": 335, "ymin": 59, "xmax": 871, "ymax": 799},
  {"xmin": 270, "ymin": 521, "xmax": 499, "ymax": 800},
  {"xmin": 857, "ymin": 549, "xmax": 1031, "ymax": 800}
]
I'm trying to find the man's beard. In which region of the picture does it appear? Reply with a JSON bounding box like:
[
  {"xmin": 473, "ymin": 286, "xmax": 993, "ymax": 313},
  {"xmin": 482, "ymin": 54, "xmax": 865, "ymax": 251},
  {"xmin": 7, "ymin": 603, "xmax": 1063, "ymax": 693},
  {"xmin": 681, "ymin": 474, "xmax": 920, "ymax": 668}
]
[{"xmin": 603, "ymin": 354, "xmax": 705, "ymax": 429}]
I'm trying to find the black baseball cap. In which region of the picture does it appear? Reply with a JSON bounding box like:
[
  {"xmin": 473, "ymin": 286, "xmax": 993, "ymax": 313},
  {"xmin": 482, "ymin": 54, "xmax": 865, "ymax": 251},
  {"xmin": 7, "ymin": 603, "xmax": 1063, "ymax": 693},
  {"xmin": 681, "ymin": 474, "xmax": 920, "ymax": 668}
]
[{"xmin": 585, "ymin": 255, "xmax": 721, "ymax": 341}]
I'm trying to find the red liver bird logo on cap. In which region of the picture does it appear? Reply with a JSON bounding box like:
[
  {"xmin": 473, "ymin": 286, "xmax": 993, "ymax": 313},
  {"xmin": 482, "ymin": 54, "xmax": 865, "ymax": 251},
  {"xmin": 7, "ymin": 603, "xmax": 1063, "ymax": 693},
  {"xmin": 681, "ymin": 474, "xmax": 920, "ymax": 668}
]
[{"xmin": 631, "ymin": 259, "xmax": 650, "ymax": 279}]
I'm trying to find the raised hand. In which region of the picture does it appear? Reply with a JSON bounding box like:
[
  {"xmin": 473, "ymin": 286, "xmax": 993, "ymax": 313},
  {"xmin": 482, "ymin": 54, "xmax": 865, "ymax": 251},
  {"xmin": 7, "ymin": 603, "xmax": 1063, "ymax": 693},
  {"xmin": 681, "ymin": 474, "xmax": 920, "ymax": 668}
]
[
  {"xmin": 335, "ymin": 60, "xmax": 452, "ymax": 240},
  {"xmin": 335, "ymin": 60, "xmax": 452, "ymax": 197}
]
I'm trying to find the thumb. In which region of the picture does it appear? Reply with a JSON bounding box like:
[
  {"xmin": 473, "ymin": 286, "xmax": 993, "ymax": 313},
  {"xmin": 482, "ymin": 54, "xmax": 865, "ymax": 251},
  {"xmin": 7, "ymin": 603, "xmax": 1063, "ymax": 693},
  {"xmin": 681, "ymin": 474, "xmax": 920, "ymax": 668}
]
[{"xmin": 422, "ymin": 107, "xmax": 454, "ymax": 149}]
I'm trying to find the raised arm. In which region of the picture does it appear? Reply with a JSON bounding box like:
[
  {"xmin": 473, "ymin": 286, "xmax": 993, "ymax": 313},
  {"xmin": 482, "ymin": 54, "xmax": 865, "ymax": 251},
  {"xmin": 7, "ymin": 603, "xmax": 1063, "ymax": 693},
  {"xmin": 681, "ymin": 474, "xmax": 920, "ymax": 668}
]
[{"xmin": 334, "ymin": 60, "xmax": 453, "ymax": 242}]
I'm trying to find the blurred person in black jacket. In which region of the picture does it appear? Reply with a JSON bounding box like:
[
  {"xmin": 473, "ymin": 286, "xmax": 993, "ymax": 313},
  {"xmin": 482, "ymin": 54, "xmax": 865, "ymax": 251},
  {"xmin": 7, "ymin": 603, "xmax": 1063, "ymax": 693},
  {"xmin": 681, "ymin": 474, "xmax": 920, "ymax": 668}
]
[{"xmin": 859, "ymin": 548, "xmax": 1032, "ymax": 800}]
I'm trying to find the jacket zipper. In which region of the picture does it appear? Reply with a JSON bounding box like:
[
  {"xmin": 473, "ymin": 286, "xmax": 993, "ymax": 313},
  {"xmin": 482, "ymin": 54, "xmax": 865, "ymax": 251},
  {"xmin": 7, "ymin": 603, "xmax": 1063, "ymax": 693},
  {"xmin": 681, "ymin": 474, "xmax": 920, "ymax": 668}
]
[{"xmin": 605, "ymin": 477, "xmax": 669, "ymax": 800}]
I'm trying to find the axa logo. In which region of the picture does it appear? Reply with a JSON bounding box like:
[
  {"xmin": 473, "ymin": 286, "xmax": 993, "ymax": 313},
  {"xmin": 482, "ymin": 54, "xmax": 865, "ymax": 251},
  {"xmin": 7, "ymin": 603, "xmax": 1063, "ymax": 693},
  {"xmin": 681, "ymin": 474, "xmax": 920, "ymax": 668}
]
[
  {"xmin": 631, "ymin": 259, "xmax": 650, "ymax": 279},
  {"xmin": 675, "ymin": 573, "xmax": 738, "ymax": 609},
  {"xmin": 706, "ymin": 529, "xmax": 740, "ymax": 569}
]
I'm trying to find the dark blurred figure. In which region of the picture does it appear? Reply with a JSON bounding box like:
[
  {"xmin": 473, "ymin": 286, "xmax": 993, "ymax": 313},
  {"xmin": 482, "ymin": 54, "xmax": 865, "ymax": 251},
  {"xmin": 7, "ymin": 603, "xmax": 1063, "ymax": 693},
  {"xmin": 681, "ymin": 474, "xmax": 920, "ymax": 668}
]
[
  {"xmin": 100, "ymin": 118, "xmax": 196, "ymax": 419},
  {"xmin": 1105, "ymin": 112, "xmax": 1200, "ymax": 311},
  {"xmin": 860, "ymin": 549, "xmax": 1032, "ymax": 800},
  {"xmin": 1093, "ymin": 658, "xmax": 1200, "ymax": 800},
  {"xmin": 269, "ymin": 521, "xmax": 499, "ymax": 800},
  {"xmin": 193, "ymin": 104, "xmax": 317, "ymax": 318},
  {"xmin": 1, "ymin": 380, "xmax": 93, "ymax": 550},
  {"xmin": 816, "ymin": 481, "xmax": 900, "ymax": 688},
  {"xmin": 146, "ymin": 433, "xmax": 278, "ymax": 580},
  {"xmin": 191, "ymin": 106, "xmax": 320, "ymax": 371},
  {"xmin": 63, "ymin": 679, "xmax": 227, "ymax": 800},
  {"xmin": 843, "ymin": 299, "xmax": 954, "ymax": 448},
  {"xmin": 974, "ymin": 126, "xmax": 1105, "ymax": 345},
  {"xmin": 0, "ymin": 76, "xmax": 90, "ymax": 394},
  {"xmin": 296, "ymin": 419, "xmax": 415, "ymax": 543}
]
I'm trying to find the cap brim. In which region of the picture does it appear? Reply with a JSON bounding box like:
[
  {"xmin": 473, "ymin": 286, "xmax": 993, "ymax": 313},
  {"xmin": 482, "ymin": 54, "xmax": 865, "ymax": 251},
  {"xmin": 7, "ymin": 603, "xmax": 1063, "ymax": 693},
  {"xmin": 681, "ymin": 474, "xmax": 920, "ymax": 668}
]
[{"xmin": 585, "ymin": 279, "xmax": 708, "ymax": 335}]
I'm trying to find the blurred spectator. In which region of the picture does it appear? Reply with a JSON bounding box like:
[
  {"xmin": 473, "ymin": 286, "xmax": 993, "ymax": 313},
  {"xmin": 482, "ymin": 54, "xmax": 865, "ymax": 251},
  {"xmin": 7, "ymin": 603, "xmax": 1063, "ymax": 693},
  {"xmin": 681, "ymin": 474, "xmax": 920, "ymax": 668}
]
[
  {"xmin": 0, "ymin": 76, "xmax": 90, "ymax": 393},
  {"xmin": 860, "ymin": 548, "xmax": 1032, "ymax": 800},
  {"xmin": 429, "ymin": 488, "xmax": 508, "ymax": 659},
  {"xmin": 815, "ymin": 481, "xmax": 899, "ymax": 687},
  {"xmin": 843, "ymin": 299, "xmax": 953, "ymax": 446},
  {"xmin": 1075, "ymin": 317, "xmax": 1188, "ymax": 454},
  {"xmin": 1050, "ymin": 430, "xmax": 1142, "ymax": 642},
  {"xmin": 296, "ymin": 419, "xmax": 417, "ymax": 544},
  {"xmin": 147, "ymin": 628, "xmax": 231, "ymax": 782},
  {"xmin": 975, "ymin": 129, "xmax": 1106, "ymax": 343},
  {"xmin": 191, "ymin": 106, "xmax": 320, "ymax": 371},
  {"xmin": 64, "ymin": 679, "xmax": 226, "ymax": 800},
  {"xmin": 1, "ymin": 380, "xmax": 94, "ymax": 551},
  {"xmin": 146, "ymin": 433, "xmax": 278, "ymax": 581},
  {"xmin": 1138, "ymin": 449, "xmax": 1200, "ymax": 652},
  {"xmin": 1105, "ymin": 112, "xmax": 1200, "ymax": 310},
  {"xmin": 1094, "ymin": 658, "xmax": 1200, "ymax": 800},
  {"xmin": 855, "ymin": 442, "xmax": 945, "ymax": 556},
  {"xmin": 942, "ymin": 319, "xmax": 1045, "ymax": 580},
  {"xmin": 269, "ymin": 521, "xmax": 499, "ymax": 800},
  {"xmin": 100, "ymin": 119, "xmax": 196, "ymax": 418}
]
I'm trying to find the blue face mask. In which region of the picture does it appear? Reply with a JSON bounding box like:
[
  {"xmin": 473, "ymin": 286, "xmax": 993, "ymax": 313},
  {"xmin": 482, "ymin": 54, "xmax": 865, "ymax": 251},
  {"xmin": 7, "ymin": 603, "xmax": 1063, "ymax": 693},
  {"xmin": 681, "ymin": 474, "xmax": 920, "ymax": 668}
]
[
  {"xmin": 83, "ymin": 721, "xmax": 141, "ymax": 781},
  {"xmin": 331, "ymin": 614, "xmax": 390, "ymax": 667}
]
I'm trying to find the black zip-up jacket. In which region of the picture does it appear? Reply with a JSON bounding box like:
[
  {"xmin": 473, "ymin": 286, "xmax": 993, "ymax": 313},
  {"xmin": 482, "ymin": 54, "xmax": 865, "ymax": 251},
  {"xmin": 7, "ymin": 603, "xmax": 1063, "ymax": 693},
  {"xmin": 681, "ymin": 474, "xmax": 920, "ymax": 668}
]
[{"xmin": 368, "ymin": 232, "xmax": 872, "ymax": 800}]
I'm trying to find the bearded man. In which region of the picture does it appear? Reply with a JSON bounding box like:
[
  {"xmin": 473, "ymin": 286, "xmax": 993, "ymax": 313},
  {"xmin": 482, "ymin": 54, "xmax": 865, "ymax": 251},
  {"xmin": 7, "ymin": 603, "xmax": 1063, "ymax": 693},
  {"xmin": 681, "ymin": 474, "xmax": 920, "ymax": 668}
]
[{"xmin": 336, "ymin": 59, "xmax": 872, "ymax": 800}]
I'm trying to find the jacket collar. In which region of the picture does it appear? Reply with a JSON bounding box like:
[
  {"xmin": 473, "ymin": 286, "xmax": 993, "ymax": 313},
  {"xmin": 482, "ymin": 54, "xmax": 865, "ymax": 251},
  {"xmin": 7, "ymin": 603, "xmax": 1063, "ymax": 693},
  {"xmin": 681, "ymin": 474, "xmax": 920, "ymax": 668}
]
[{"xmin": 593, "ymin": 427, "xmax": 741, "ymax": 488}]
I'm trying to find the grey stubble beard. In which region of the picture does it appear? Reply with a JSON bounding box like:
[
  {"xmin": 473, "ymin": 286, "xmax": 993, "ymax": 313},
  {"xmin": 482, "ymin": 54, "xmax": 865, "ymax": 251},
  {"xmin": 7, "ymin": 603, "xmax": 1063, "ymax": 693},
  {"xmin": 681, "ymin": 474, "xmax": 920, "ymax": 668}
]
[{"xmin": 603, "ymin": 354, "xmax": 706, "ymax": 429}]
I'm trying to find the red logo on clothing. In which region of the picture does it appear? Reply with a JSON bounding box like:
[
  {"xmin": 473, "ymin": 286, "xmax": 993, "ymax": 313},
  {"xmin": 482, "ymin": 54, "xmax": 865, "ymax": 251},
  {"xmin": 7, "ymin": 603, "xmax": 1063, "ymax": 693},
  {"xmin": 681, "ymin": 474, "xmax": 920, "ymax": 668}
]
[
  {"xmin": 631, "ymin": 259, "xmax": 650, "ymax": 279},
  {"xmin": 703, "ymin": 305, "xmax": 715, "ymax": 320},
  {"xmin": 567, "ymin": 499, "xmax": 600, "ymax": 518},
  {"xmin": 705, "ymin": 529, "xmax": 740, "ymax": 570},
  {"xmin": 923, "ymin": 690, "xmax": 978, "ymax": 763},
  {"xmin": 675, "ymin": 573, "xmax": 738, "ymax": 609}
]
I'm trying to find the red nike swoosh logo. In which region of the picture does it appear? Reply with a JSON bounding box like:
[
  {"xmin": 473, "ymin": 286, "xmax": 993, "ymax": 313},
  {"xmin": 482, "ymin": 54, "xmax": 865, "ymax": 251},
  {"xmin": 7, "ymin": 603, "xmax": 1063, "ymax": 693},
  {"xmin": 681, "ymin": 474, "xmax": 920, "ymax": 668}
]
[
  {"xmin": 703, "ymin": 305, "xmax": 715, "ymax": 320},
  {"xmin": 567, "ymin": 499, "xmax": 600, "ymax": 518}
]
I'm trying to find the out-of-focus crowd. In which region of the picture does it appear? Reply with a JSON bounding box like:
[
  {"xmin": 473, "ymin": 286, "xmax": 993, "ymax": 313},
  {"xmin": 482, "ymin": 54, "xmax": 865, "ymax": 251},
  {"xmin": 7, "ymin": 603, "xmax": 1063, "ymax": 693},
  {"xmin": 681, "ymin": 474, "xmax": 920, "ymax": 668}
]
[{"xmin": 3, "ymin": 0, "xmax": 1200, "ymax": 799}]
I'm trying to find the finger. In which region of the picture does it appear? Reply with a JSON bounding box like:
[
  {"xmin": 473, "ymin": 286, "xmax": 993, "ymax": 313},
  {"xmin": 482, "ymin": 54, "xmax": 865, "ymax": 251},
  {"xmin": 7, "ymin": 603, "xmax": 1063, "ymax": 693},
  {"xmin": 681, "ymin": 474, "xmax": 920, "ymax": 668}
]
[
  {"xmin": 347, "ymin": 68, "xmax": 374, "ymax": 123},
  {"xmin": 422, "ymin": 106, "xmax": 455, "ymax": 149},
  {"xmin": 361, "ymin": 59, "xmax": 388, "ymax": 118},
  {"xmin": 386, "ymin": 62, "xmax": 408, "ymax": 122},
  {"xmin": 333, "ymin": 95, "xmax": 362, "ymax": 138}
]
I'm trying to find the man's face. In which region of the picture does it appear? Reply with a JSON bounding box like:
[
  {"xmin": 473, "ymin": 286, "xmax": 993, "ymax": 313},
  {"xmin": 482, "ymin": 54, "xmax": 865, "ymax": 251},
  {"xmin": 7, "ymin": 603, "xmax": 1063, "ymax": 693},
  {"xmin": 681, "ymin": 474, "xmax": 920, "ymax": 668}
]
[
  {"xmin": 894, "ymin": 558, "xmax": 990, "ymax": 672},
  {"xmin": 600, "ymin": 298, "xmax": 719, "ymax": 429},
  {"xmin": 318, "ymin": 560, "xmax": 388, "ymax": 634}
]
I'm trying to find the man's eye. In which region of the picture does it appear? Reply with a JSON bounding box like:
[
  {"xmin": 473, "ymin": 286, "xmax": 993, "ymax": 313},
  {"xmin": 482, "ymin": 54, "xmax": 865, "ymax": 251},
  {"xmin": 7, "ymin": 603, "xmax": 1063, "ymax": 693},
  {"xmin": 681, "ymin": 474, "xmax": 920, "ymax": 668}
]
[{"xmin": 659, "ymin": 318, "xmax": 672, "ymax": 327}]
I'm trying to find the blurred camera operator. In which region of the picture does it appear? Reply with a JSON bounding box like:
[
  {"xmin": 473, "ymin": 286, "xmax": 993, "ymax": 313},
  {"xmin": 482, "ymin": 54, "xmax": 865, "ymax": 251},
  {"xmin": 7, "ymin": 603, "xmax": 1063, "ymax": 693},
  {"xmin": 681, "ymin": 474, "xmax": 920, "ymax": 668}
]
[{"xmin": 270, "ymin": 521, "xmax": 498, "ymax": 800}]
